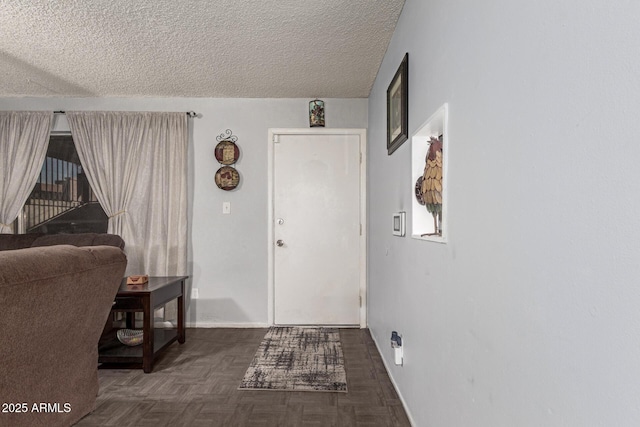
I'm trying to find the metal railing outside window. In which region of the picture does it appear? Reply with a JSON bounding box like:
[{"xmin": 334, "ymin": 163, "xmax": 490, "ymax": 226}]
[{"xmin": 19, "ymin": 134, "xmax": 108, "ymax": 234}]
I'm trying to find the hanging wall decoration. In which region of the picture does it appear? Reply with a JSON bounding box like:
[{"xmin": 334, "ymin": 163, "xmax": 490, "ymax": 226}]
[
  {"xmin": 309, "ymin": 99, "xmax": 325, "ymax": 127},
  {"xmin": 214, "ymin": 129, "xmax": 241, "ymax": 191},
  {"xmin": 215, "ymin": 139, "xmax": 240, "ymax": 165},
  {"xmin": 215, "ymin": 166, "xmax": 240, "ymax": 191}
]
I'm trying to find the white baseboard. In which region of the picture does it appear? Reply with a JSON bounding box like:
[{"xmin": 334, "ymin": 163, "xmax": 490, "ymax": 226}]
[
  {"xmin": 186, "ymin": 321, "xmax": 270, "ymax": 328},
  {"xmin": 370, "ymin": 330, "xmax": 416, "ymax": 427}
]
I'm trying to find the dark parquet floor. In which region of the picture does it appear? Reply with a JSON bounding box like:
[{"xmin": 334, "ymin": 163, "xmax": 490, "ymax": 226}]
[{"xmin": 76, "ymin": 328, "xmax": 411, "ymax": 427}]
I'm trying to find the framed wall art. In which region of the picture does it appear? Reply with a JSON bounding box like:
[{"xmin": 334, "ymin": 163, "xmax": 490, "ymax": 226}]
[{"xmin": 387, "ymin": 52, "xmax": 409, "ymax": 155}]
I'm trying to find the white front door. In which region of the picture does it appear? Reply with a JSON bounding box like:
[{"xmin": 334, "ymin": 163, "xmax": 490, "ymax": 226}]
[{"xmin": 271, "ymin": 130, "xmax": 364, "ymax": 325}]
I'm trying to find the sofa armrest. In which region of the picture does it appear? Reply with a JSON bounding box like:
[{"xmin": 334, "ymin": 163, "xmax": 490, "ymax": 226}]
[{"xmin": 0, "ymin": 245, "xmax": 127, "ymax": 427}]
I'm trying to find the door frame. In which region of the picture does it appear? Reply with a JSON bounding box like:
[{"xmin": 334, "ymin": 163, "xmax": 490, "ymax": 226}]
[{"xmin": 267, "ymin": 128, "xmax": 367, "ymax": 328}]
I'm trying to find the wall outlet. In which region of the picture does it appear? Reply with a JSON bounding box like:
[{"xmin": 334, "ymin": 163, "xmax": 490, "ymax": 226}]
[
  {"xmin": 394, "ymin": 344, "xmax": 404, "ymax": 366},
  {"xmin": 222, "ymin": 202, "xmax": 231, "ymax": 214},
  {"xmin": 191, "ymin": 288, "xmax": 199, "ymax": 299},
  {"xmin": 391, "ymin": 331, "xmax": 403, "ymax": 366}
]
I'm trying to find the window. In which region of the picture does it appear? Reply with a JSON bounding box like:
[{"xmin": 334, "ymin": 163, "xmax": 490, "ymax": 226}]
[{"xmin": 18, "ymin": 133, "xmax": 107, "ymax": 234}]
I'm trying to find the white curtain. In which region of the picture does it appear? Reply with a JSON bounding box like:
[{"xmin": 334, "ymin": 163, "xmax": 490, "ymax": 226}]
[
  {"xmin": 66, "ymin": 112, "xmax": 188, "ymax": 279},
  {"xmin": 0, "ymin": 111, "xmax": 53, "ymax": 234}
]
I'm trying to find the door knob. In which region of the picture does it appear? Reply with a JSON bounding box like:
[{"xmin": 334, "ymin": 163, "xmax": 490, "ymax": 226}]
[
  {"xmin": 277, "ymin": 218, "xmax": 285, "ymax": 225},
  {"xmin": 276, "ymin": 239, "xmax": 284, "ymax": 247}
]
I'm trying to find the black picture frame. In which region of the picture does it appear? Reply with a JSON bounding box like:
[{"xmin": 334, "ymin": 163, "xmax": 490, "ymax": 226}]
[{"xmin": 387, "ymin": 53, "xmax": 409, "ymax": 155}]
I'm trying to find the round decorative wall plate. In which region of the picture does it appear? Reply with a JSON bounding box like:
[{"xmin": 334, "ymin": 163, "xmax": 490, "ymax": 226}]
[
  {"xmin": 215, "ymin": 166, "xmax": 240, "ymax": 191},
  {"xmin": 215, "ymin": 140, "xmax": 240, "ymax": 165}
]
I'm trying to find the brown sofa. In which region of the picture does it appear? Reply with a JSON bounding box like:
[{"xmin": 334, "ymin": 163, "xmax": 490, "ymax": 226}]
[{"xmin": 0, "ymin": 236, "xmax": 127, "ymax": 427}]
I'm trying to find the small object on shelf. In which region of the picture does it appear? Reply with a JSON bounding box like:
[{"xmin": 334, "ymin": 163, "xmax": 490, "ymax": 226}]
[
  {"xmin": 414, "ymin": 176, "xmax": 425, "ymax": 205},
  {"xmin": 411, "ymin": 103, "xmax": 448, "ymax": 241},
  {"xmin": 309, "ymin": 99, "xmax": 325, "ymax": 127},
  {"xmin": 117, "ymin": 329, "xmax": 144, "ymax": 346},
  {"xmin": 215, "ymin": 166, "xmax": 240, "ymax": 191},
  {"xmin": 126, "ymin": 275, "xmax": 149, "ymax": 285},
  {"xmin": 420, "ymin": 136, "xmax": 443, "ymax": 236}
]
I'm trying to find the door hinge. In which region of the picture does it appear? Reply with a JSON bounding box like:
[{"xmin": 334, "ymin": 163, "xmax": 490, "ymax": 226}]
[
  {"xmin": 273, "ymin": 134, "xmax": 280, "ymax": 143},
  {"xmin": 360, "ymin": 223, "xmax": 362, "ymax": 235},
  {"xmin": 359, "ymin": 295, "xmax": 362, "ymax": 307},
  {"xmin": 360, "ymin": 152, "xmax": 362, "ymax": 164}
]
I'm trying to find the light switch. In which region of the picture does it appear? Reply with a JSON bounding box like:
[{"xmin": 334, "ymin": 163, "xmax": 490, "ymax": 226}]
[{"xmin": 222, "ymin": 202, "xmax": 231, "ymax": 214}]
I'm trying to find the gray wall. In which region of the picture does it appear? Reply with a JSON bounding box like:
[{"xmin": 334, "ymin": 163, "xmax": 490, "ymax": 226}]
[
  {"xmin": 0, "ymin": 97, "xmax": 368, "ymax": 326},
  {"xmin": 367, "ymin": 0, "xmax": 640, "ymax": 426}
]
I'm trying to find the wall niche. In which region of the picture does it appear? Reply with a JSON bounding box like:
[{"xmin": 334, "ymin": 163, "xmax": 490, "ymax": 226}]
[{"xmin": 411, "ymin": 103, "xmax": 448, "ymax": 243}]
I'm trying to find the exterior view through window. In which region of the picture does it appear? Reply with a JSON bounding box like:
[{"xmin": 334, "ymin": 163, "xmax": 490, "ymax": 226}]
[{"xmin": 20, "ymin": 134, "xmax": 107, "ymax": 234}]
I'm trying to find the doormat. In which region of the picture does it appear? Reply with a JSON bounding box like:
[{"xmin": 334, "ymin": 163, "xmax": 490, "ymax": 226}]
[{"xmin": 239, "ymin": 327, "xmax": 347, "ymax": 392}]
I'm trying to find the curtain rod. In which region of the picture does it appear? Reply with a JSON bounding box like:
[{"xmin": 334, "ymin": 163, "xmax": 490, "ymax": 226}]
[{"xmin": 53, "ymin": 110, "xmax": 199, "ymax": 118}]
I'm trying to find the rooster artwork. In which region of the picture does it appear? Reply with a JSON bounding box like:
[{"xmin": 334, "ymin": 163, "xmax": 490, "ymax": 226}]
[{"xmin": 416, "ymin": 136, "xmax": 443, "ymax": 236}]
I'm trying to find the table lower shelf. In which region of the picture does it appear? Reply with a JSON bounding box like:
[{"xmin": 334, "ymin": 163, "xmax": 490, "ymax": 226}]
[{"xmin": 98, "ymin": 328, "xmax": 178, "ymax": 364}]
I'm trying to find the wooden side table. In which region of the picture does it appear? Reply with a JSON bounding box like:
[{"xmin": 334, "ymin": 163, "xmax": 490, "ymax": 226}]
[{"xmin": 99, "ymin": 276, "xmax": 188, "ymax": 373}]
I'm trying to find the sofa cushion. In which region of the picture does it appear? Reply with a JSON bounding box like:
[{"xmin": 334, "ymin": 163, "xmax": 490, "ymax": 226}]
[
  {"xmin": 0, "ymin": 233, "xmax": 125, "ymax": 251},
  {"xmin": 31, "ymin": 233, "xmax": 125, "ymax": 249},
  {"xmin": 90, "ymin": 233, "xmax": 126, "ymax": 249},
  {"xmin": 0, "ymin": 233, "xmax": 43, "ymax": 251}
]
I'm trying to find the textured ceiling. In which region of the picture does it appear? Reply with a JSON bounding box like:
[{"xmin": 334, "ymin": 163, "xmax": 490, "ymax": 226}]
[{"xmin": 0, "ymin": 0, "xmax": 404, "ymax": 98}]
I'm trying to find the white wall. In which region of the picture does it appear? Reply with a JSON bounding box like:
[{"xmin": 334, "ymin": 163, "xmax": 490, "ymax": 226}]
[
  {"xmin": 0, "ymin": 97, "xmax": 368, "ymax": 326},
  {"xmin": 367, "ymin": 0, "xmax": 640, "ymax": 426}
]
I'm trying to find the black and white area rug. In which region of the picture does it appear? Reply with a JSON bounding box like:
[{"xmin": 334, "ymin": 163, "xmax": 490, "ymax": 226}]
[{"xmin": 239, "ymin": 327, "xmax": 347, "ymax": 392}]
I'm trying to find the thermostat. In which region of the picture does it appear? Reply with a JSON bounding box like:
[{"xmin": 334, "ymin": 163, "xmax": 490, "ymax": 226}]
[{"xmin": 392, "ymin": 212, "xmax": 406, "ymax": 237}]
